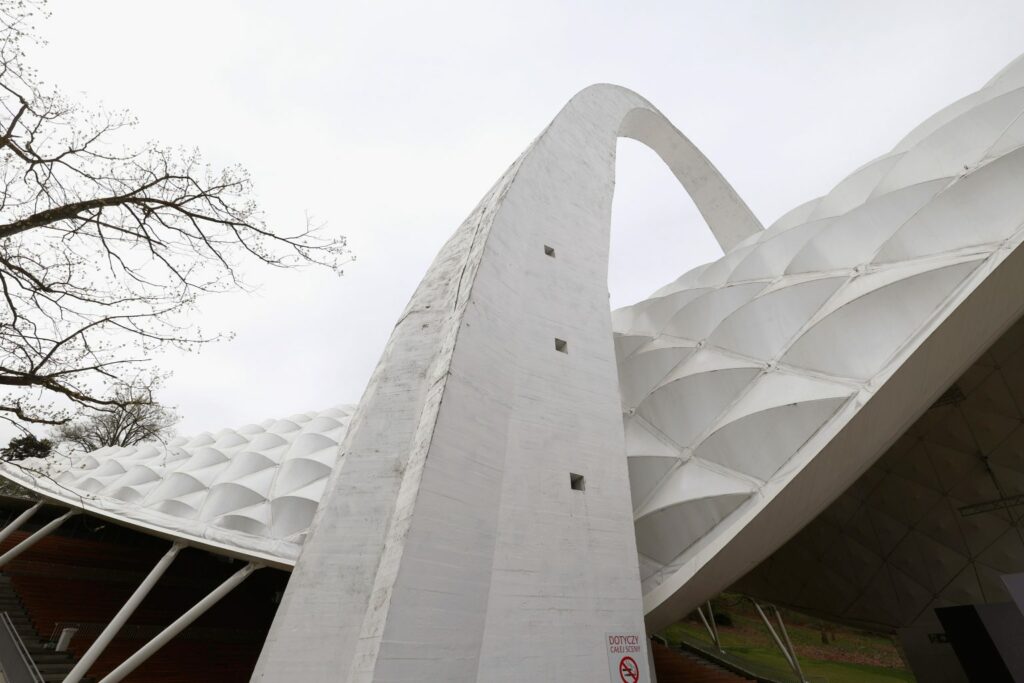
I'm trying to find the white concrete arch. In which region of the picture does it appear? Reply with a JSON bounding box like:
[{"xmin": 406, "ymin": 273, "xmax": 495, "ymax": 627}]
[
  {"xmin": 615, "ymin": 103, "xmax": 764, "ymax": 252},
  {"xmin": 251, "ymin": 83, "xmax": 763, "ymax": 682}
]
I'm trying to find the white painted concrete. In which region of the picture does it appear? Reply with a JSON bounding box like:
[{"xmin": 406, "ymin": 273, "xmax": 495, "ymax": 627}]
[{"xmin": 253, "ymin": 84, "xmax": 760, "ymax": 681}]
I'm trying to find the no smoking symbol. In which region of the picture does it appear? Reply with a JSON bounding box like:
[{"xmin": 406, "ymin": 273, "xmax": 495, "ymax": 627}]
[{"xmin": 618, "ymin": 655, "xmax": 639, "ymax": 683}]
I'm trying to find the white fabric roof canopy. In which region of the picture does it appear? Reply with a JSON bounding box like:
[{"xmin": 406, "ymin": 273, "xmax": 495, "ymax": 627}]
[{"xmin": 0, "ymin": 407, "xmax": 354, "ymax": 568}]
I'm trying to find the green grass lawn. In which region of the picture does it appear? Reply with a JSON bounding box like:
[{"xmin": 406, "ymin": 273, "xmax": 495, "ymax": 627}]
[
  {"xmin": 661, "ymin": 598, "xmax": 916, "ymax": 683},
  {"xmin": 726, "ymin": 647, "xmax": 916, "ymax": 683}
]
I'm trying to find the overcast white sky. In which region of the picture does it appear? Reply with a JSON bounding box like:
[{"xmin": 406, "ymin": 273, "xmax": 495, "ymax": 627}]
[{"xmin": 24, "ymin": 0, "xmax": 1024, "ymax": 436}]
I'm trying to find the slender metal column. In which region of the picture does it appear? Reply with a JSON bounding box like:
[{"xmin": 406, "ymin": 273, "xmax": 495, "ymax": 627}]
[
  {"xmin": 696, "ymin": 606, "xmax": 717, "ymax": 649},
  {"xmin": 753, "ymin": 601, "xmax": 806, "ymax": 682},
  {"xmin": 696, "ymin": 602, "xmax": 721, "ymax": 651},
  {"xmin": 706, "ymin": 600, "xmax": 720, "ymax": 650},
  {"xmin": 97, "ymin": 562, "xmax": 259, "ymax": 683},
  {"xmin": 0, "ymin": 502, "xmax": 41, "ymax": 547},
  {"xmin": 63, "ymin": 542, "xmax": 184, "ymax": 683},
  {"xmin": 0, "ymin": 509, "xmax": 77, "ymax": 569},
  {"xmin": 774, "ymin": 607, "xmax": 806, "ymax": 683}
]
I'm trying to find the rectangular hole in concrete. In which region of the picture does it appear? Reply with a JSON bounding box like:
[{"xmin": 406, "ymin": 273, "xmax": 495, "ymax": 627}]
[
  {"xmin": 544, "ymin": 245, "xmax": 556, "ymax": 257},
  {"xmin": 554, "ymin": 338, "xmax": 568, "ymax": 353},
  {"xmin": 570, "ymin": 473, "xmax": 585, "ymax": 491}
]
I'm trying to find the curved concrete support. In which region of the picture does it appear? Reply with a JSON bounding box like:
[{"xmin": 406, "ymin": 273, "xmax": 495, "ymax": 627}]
[
  {"xmin": 254, "ymin": 85, "xmax": 761, "ymax": 682},
  {"xmin": 618, "ymin": 106, "xmax": 763, "ymax": 252}
]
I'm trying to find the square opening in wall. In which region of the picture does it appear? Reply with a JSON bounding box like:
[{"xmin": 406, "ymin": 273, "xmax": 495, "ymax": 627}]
[
  {"xmin": 555, "ymin": 338, "xmax": 568, "ymax": 353},
  {"xmin": 570, "ymin": 472, "xmax": 585, "ymax": 491},
  {"xmin": 544, "ymin": 245, "xmax": 556, "ymax": 257}
]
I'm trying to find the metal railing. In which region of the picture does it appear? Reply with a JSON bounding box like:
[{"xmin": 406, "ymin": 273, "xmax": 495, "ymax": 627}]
[
  {"xmin": 47, "ymin": 619, "xmax": 268, "ymax": 645},
  {"xmin": 0, "ymin": 612, "xmax": 42, "ymax": 683}
]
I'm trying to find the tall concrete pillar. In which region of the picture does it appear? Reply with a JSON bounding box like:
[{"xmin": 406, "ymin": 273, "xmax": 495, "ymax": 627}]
[{"xmin": 253, "ymin": 85, "xmax": 761, "ymax": 682}]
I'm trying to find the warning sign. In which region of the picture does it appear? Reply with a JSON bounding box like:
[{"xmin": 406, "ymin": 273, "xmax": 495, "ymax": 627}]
[{"xmin": 605, "ymin": 632, "xmax": 648, "ymax": 683}]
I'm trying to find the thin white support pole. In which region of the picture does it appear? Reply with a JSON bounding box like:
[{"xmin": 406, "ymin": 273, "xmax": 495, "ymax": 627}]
[
  {"xmin": 753, "ymin": 601, "xmax": 796, "ymax": 673},
  {"xmin": 97, "ymin": 563, "xmax": 259, "ymax": 683},
  {"xmin": 774, "ymin": 607, "xmax": 807, "ymax": 683},
  {"xmin": 753, "ymin": 601, "xmax": 806, "ymax": 682},
  {"xmin": 63, "ymin": 542, "xmax": 184, "ymax": 683},
  {"xmin": 0, "ymin": 502, "xmax": 41, "ymax": 547},
  {"xmin": 696, "ymin": 606, "xmax": 719, "ymax": 650},
  {"xmin": 0, "ymin": 509, "xmax": 77, "ymax": 569},
  {"xmin": 706, "ymin": 600, "xmax": 720, "ymax": 650}
]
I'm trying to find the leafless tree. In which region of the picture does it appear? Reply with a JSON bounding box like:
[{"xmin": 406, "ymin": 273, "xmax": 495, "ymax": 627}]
[
  {"xmin": 53, "ymin": 377, "xmax": 177, "ymax": 451},
  {"xmin": 0, "ymin": 1, "xmax": 349, "ymax": 428}
]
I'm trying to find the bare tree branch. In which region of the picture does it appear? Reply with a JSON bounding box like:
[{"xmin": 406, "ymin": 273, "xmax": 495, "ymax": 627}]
[
  {"xmin": 52, "ymin": 377, "xmax": 177, "ymax": 451},
  {"xmin": 0, "ymin": 0, "xmax": 351, "ymax": 426}
]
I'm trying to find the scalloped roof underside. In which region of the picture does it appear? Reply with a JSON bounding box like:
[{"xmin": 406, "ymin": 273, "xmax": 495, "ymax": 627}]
[
  {"xmin": 0, "ymin": 406, "xmax": 354, "ymax": 566},
  {"xmin": 618, "ymin": 53, "xmax": 1024, "ymax": 617}
]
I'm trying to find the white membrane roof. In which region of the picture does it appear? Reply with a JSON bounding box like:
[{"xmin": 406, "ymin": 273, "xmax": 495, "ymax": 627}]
[
  {"xmin": 616, "ymin": 53, "xmax": 1024, "ymax": 629},
  {"xmin": 0, "ymin": 407, "xmax": 354, "ymax": 568}
]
